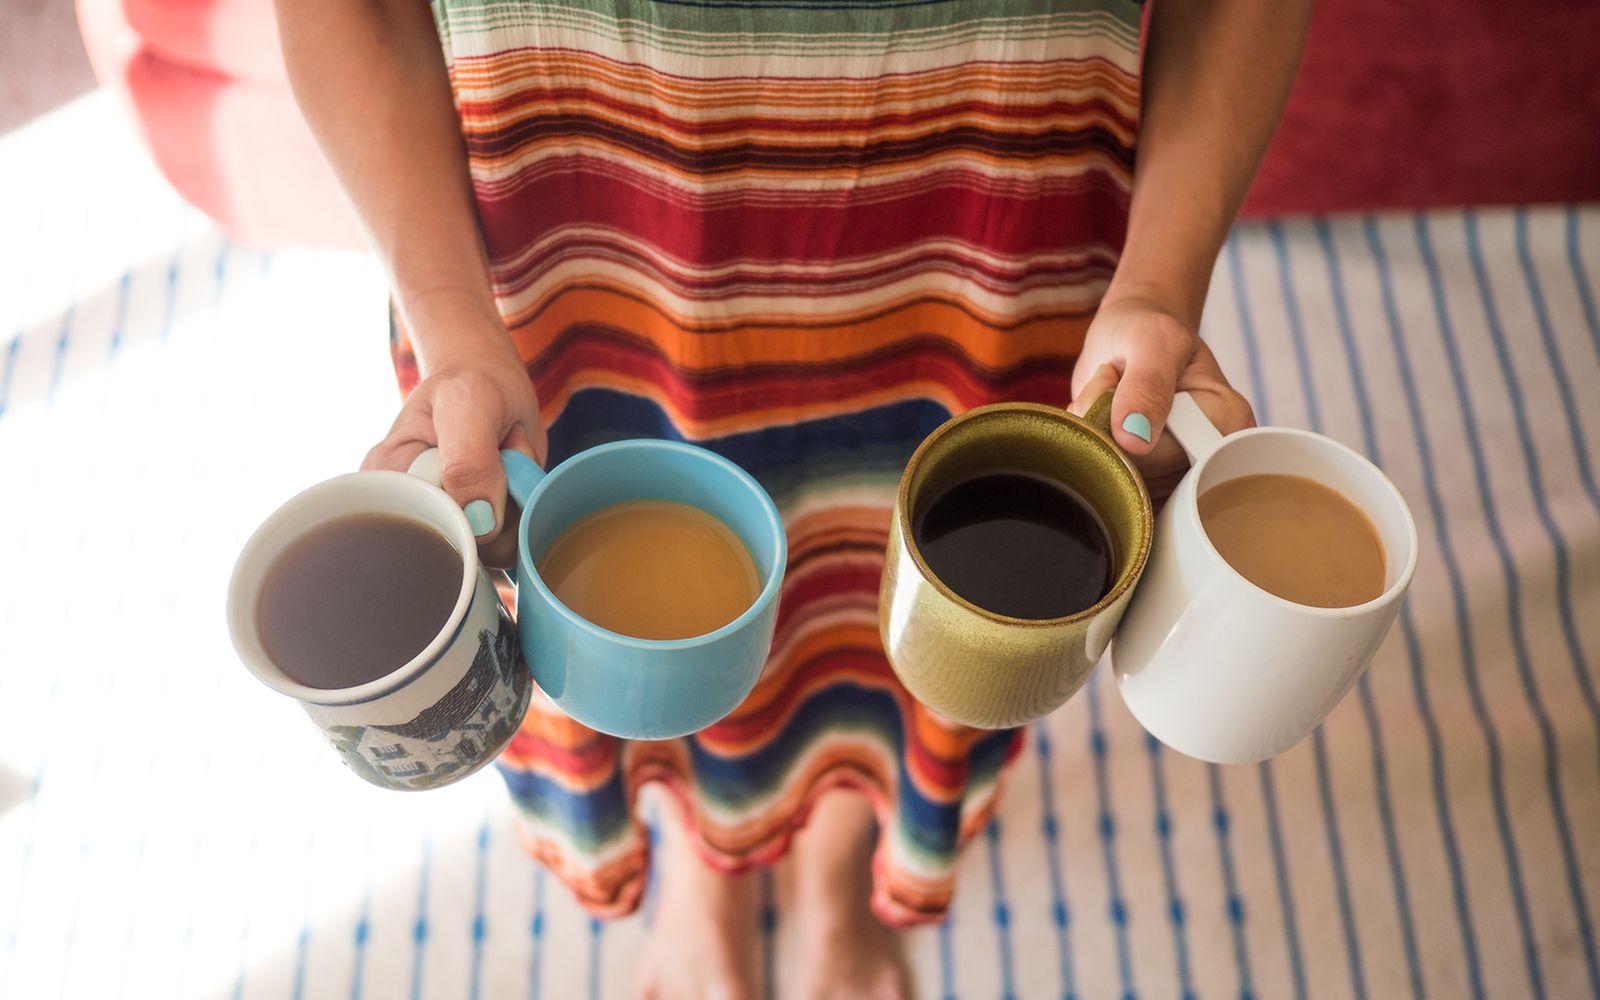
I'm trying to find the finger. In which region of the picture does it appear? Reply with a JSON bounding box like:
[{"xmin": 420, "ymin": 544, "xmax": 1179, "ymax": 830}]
[
  {"xmin": 501, "ymin": 422, "xmax": 542, "ymax": 464},
  {"xmin": 362, "ymin": 424, "xmax": 435, "ymax": 473},
  {"xmin": 516, "ymin": 411, "xmax": 550, "ymax": 467},
  {"xmin": 1067, "ymin": 363, "xmax": 1120, "ymax": 417},
  {"xmin": 477, "ymin": 423, "xmax": 541, "ymax": 570},
  {"xmin": 1177, "ymin": 342, "xmax": 1258, "ymax": 434},
  {"xmin": 361, "ymin": 401, "xmax": 436, "ymax": 471},
  {"xmin": 433, "ymin": 387, "xmax": 509, "ymax": 541},
  {"xmin": 366, "ymin": 438, "xmax": 432, "ymax": 477},
  {"xmin": 1110, "ymin": 344, "xmax": 1185, "ymax": 455},
  {"xmin": 1177, "ymin": 338, "xmax": 1228, "ymax": 383}
]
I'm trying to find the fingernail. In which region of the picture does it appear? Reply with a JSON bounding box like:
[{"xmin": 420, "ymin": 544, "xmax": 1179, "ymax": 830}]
[
  {"xmin": 1122, "ymin": 412, "xmax": 1153, "ymax": 443},
  {"xmin": 465, "ymin": 500, "xmax": 495, "ymax": 537}
]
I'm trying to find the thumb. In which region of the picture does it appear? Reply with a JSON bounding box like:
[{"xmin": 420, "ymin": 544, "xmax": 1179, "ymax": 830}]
[
  {"xmin": 1067, "ymin": 363, "xmax": 1120, "ymax": 418},
  {"xmin": 433, "ymin": 389, "xmax": 509, "ymax": 541},
  {"xmin": 1109, "ymin": 350, "xmax": 1181, "ymax": 455}
]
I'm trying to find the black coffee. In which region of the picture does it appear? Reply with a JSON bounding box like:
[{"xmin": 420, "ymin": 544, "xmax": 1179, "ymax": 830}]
[
  {"xmin": 258, "ymin": 513, "xmax": 464, "ymax": 689},
  {"xmin": 914, "ymin": 471, "xmax": 1114, "ymax": 619}
]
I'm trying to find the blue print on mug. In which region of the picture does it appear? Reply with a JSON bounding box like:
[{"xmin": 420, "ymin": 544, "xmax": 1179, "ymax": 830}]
[{"xmin": 323, "ymin": 605, "xmax": 528, "ymax": 791}]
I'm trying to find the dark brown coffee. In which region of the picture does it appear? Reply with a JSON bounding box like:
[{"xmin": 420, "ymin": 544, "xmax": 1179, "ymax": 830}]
[
  {"xmin": 914, "ymin": 471, "xmax": 1114, "ymax": 619},
  {"xmin": 258, "ymin": 513, "xmax": 463, "ymax": 689}
]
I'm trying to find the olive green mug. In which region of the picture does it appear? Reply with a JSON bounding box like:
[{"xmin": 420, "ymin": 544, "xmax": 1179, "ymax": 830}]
[{"xmin": 879, "ymin": 394, "xmax": 1152, "ymax": 728}]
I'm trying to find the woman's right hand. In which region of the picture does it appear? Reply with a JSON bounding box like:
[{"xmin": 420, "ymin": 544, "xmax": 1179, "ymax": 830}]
[{"xmin": 362, "ymin": 318, "xmax": 546, "ymax": 556}]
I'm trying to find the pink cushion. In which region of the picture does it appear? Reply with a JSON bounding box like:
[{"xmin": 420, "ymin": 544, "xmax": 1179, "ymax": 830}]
[
  {"xmin": 122, "ymin": 0, "xmax": 287, "ymax": 83},
  {"xmin": 77, "ymin": 0, "xmax": 362, "ymax": 249}
]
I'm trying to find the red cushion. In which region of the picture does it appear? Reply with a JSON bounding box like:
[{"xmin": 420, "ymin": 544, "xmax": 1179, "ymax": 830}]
[
  {"xmin": 76, "ymin": 0, "xmax": 362, "ymax": 249},
  {"xmin": 78, "ymin": 0, "xmax": 1600, "ymax": 246},
  {"xmin": 1242, "ymin": 0, "xmax": 1600, "ymax": 215}
]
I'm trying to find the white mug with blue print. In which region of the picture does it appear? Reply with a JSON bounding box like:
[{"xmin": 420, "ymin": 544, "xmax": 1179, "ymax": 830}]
[{"xmin": 227, "ymin": 458, "xmax": 531, "ymax": 791}]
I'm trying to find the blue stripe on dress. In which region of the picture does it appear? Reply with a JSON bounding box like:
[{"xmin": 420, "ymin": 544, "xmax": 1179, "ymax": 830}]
[
  {"xmin": 497, "ymin": 764, "xmax": 630, "ymax": 856},
  {"xmin": 549, "ymin": 389, "xmax": 951, "ymax": 505},
  {"xmin": 504, "ymin": 684, "xmax": 1011, "ymax": 877},
  {"xmin": 1361, "ymin": 214, "xmax": 1485, "ymax": 998}
]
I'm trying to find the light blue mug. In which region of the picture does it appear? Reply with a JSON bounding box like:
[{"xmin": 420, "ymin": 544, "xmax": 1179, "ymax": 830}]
[{"xmin": 501, "ymin": 440, "xmax": 787, "ymax": 740}]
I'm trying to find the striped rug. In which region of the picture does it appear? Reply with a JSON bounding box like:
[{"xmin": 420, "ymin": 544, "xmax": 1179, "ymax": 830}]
[{"xmin": 0, "ymin": 92, "xmax": 1597, "ymax": 999}]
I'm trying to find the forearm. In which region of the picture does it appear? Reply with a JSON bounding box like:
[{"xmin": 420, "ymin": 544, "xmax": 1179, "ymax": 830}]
[
  {"xmin": 275, "ymin": 0, "xmax": 510, "ymax": 368},
  {"xmin": 1110, "ymin": 0, "xmax": 1313, "ymax": 327}
]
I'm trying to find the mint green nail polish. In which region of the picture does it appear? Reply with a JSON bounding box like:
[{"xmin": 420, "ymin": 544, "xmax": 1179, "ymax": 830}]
[
  {"xmin": 1122, "ymin": 412, "xmax": 1153, "ymax": 443},
  {"xmin": 465, "ymin": 500, "xmax": 495, "ymax": 537}
]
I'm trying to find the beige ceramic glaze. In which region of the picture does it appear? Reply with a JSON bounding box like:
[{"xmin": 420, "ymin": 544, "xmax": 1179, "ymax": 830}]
[{"xmin": 879, "ymin": 395, "xmax": 1151, "ymax": 728}]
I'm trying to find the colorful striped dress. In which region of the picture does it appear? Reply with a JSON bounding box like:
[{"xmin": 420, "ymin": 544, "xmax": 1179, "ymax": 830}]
[{"xmin": 397, "ymin": 0, "xmax": 1141, "ymax": 926}]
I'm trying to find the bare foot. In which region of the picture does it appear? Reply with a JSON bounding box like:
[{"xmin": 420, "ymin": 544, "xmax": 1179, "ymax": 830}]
[
  {"xmin": 635, "ymin": 805, "xmax": 763, "ymax": 1000},
  {"xmin": 782, "ymin": 792, "xmax": 912, "ymax": 1000}
]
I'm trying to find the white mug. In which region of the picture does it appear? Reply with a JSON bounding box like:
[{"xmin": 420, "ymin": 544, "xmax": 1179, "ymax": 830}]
[
  {"xmin": 227, "ymin": 456, "xmax": 531, "ymax": 791},
  {"xmin": 1111, "ymin": 393, "xmax": 1418, "ymax": 764}
]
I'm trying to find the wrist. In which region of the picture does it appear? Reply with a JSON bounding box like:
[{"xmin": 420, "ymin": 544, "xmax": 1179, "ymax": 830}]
[
  {"xmin": 399, "ymin": 286, "xmax": 518, "ymax": 373},
  {"xmin": 1109, "ymin": 215, "xmax": 1224, "ymax": 330},
  {"xmin": 1099, "ymin": 275, "xmax": 1202, "ymax": 331}
]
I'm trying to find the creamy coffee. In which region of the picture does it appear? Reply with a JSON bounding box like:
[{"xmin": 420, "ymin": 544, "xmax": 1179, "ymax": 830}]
[
  {"xmin": 1198, "ymin": 473, "xmax": 1385, "ymax": 608},
  {"xmin": 537, "ymin": 500, "xmax": 761, "ymax": 640}
]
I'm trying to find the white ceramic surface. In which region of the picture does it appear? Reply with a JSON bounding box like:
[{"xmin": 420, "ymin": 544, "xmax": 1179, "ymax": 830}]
[
  {"xmin": 1111, "ymin": 393, "xmax": 1418, "ymax": 764},
  {"xmin": 226, "ymin": 463, "xmax": 529, "ymax": 790}
]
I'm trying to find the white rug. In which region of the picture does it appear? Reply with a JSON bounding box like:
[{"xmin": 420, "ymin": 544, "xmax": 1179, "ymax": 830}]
[{"xmin": 2, "ymin": 93, "xmax": 1597, "ymax": 1000}]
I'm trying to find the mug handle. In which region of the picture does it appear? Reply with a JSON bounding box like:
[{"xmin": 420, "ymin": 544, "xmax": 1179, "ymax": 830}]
[
  {"xmin": 404, "ymin": 448, "xmax": 548, "ymax": 510},
  {"xmin": 1163, "ymin": 392, "xmax": 1226, "ymax": 464},
  {"xmin": 1083, "ymin": 389, "xmax": 1121, "ymax": 449},
  {"xmin": 404, "ymin": 448, "xmax": 446, "ymax": 488},
  {"xmin": 499, "ymin": 449, "xmax": 546, "ymax": 507},
  {"xmin": 1082, "ymin": 389, "xmax": 1226, "ymax": 466}
]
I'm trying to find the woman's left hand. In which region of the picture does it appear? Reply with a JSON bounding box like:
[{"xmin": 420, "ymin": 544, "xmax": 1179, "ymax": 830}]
[{"xmin": 1068, "ymin": 293, "xmax": 1256, "ymax": 497}]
